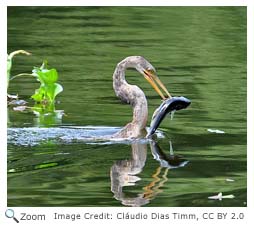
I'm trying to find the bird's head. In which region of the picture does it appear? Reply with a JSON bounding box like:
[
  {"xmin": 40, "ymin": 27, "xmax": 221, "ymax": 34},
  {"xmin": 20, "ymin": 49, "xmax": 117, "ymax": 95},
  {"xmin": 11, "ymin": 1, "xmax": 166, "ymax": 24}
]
[{"xmin": 133, "ymin": 56, "xmax": 171, "ymax": 100}]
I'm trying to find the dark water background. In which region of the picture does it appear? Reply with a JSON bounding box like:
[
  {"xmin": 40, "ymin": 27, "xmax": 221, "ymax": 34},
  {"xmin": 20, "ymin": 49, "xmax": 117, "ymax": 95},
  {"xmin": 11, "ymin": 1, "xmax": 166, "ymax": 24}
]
[{"xmin": 7, "ymin": 6, "xmax": 246, "ymax": 207}]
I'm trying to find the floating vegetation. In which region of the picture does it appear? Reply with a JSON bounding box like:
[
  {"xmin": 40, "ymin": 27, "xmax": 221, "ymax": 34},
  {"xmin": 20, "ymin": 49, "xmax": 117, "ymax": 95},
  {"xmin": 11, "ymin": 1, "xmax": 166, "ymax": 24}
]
[
  {"xmin": 7, "ymin": 50, "xmax": 64, "ymax": 125},
  {"xmin": 32, "ymin": 103, "xmax": 64, "ymax": 126},
  {"xmin": 8, "ymin": 99, "xmax": 27, "ymax": 106},
  {"xmin": 7, "ymin": 50, "xmax": 63, "ymax": 104},
  {"xmin": 13, "ymin": 105, "xmax": 28, "ymax": 112},
  {"xmin": 31, "ymin": 61, "xmax": 63, "ymax": 104}
]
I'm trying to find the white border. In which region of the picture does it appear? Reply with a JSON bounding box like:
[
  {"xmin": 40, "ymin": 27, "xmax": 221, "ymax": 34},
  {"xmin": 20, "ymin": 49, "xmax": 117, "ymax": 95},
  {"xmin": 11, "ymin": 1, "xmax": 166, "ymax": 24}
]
[
  {"xmin": 1, "ymin": 0, "xmax": 252, "ymax": 227},
  {"xmin": 2, "ymin": 0, "xmax": 248, "ymax": 6},
  {"xmin": 0, "ymin": 1, "xmax": 7, "ymax": 210},
  {"xmin": 247, "ymin": 2, "xmax": 254, "ymax": 215}
]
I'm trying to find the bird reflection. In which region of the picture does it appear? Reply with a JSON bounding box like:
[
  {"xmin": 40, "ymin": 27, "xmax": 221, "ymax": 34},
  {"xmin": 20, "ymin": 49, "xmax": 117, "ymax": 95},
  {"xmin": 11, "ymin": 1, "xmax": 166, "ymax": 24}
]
[
  {"xmin": 110, "ymin": 143, "xmax": 148, "ymax": 206},
  {"xmin": 110, "ymin": 140, "xmax": 189, "ymax": 206}
]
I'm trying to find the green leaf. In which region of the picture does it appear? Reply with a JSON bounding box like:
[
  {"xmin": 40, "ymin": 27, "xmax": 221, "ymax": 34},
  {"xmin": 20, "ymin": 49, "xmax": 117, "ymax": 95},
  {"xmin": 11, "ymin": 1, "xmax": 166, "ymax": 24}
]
[
  {"xmin": 36, "ymin": 68, "xmax": 58, "ymax": 84},
  {"xmin": 32, "ymin": 83, "xmax": 63, "ymax": 103},
  {"xmin": 40, "ymin": 60, "xmax": 48, "ymax": 70},
  {"xmin": 30, "ymin": 61, "xmax": 63, "ymax": 104},
  {"xmin": 44, "ymin": 83, "xmax": 63, "ymax": 102},
  {"xmin": 53, "ymin": 83, "xmax": 63, "ymax": 97},
  {"xmin": 31, "ymin": 86, "xmax": 46, "ymax": 102}
]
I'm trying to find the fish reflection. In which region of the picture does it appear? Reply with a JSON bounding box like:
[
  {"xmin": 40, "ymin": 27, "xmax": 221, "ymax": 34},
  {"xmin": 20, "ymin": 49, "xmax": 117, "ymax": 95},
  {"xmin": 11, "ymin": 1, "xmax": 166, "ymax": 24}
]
[
  {"xmin": 150, "ymin": 141, "xmax": 189, "ymax": 169},
  {"xmin": 110, "ymin": 140, "xmax": 189, "ymax": 206}
]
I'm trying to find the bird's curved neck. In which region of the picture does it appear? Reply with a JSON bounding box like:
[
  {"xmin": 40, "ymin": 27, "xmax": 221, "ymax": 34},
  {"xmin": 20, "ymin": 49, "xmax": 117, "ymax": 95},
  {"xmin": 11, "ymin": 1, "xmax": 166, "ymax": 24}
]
[
  {"xmin": 113, "ymin": 59, "xmax": 148, "ymax": 134},
  {"xmin": 113, "ymin": 60, "xmax": 128, "ymax": 90}
]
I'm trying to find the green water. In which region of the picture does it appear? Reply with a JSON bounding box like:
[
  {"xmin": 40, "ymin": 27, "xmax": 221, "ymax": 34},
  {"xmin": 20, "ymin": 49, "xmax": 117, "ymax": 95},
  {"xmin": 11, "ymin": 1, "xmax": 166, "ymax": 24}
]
[{"xmin": 7, "ymin": 6, "xmax": 247, "ymax": 207}]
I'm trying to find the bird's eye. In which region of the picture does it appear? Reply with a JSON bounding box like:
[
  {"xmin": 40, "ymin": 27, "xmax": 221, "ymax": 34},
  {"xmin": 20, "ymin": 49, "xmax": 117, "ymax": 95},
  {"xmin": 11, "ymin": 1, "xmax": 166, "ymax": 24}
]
[{"xmin": 146, "ymin": 69, "xmax": 156, "ymax": 75}]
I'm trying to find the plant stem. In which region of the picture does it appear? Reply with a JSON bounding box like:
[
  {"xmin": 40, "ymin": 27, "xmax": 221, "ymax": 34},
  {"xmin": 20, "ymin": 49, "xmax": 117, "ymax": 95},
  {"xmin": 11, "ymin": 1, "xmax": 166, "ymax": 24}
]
[{"xmin": 10, "ymin": 73, "xmax": 35, "ymax": 81}]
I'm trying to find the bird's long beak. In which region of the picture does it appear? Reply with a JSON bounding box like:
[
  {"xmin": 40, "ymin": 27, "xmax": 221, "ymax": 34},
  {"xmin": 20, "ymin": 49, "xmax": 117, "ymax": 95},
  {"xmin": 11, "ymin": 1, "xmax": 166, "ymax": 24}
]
[{"xmin": 143, "ymin": 70, "xmax": 172, "ymax": 100}]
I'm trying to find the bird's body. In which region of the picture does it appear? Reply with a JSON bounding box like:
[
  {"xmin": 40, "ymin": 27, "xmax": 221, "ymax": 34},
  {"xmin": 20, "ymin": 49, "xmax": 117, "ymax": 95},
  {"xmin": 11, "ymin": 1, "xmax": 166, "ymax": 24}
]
[{"xmin": 111, "ymin": 56, "xmax": 171, "ymax": 138}]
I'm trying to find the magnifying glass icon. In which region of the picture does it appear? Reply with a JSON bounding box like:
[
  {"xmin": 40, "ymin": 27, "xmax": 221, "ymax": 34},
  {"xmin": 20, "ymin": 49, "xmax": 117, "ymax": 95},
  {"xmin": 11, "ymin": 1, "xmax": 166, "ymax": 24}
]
[{"xmin": 5, "ymin": 209, "xmax": 19, "ymax": 223}]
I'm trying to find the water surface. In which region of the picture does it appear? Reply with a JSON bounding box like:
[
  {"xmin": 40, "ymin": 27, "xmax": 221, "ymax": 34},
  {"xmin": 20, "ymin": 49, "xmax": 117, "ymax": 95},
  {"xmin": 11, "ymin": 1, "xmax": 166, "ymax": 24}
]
[{"xmin": 7, "ymin": 6, "xmax": 246, "ymax": 207}]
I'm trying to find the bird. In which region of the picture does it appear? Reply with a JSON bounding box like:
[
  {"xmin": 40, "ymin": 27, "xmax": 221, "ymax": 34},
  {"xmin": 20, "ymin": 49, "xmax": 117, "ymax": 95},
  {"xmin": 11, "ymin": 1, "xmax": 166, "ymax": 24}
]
[{"xmin": 111, "ymin": 56, "xmax": 171, "ymax": 139}]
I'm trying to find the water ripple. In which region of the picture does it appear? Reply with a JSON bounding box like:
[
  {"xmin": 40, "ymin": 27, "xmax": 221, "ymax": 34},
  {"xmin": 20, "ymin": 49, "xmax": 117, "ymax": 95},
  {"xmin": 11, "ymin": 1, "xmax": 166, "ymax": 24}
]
[{"xmin": 7, "ymin": 126, "xmax": 165, "ymax": 146}]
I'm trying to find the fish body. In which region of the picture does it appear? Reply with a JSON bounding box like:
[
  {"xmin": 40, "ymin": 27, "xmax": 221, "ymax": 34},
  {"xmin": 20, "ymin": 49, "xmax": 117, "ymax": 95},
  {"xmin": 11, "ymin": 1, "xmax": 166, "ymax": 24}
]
[{"xmin": 147, "ymin": 96, "xmax": 191, "ymax": 137}]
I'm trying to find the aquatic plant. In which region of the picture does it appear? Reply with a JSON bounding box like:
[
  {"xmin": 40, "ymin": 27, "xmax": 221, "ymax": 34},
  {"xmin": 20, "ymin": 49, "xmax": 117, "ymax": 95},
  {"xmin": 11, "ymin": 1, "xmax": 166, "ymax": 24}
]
[
  {"xmin": 31, "ymin": 61, "xmax": 63, "ymax": 104},
  {"xmin": 7, "ymin": 50, "xmax": 63, "ymax": 105},
  {"xmin": 7, "ymin": 50, "xmax": 31, "ymax": 89},
  {"xmin": 32, "ymin": 103, "xmax": 64, "ymax": 126},
  {"xmin": 7, "ymin": 50, "xmax": 64, "ymax": 126}
]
